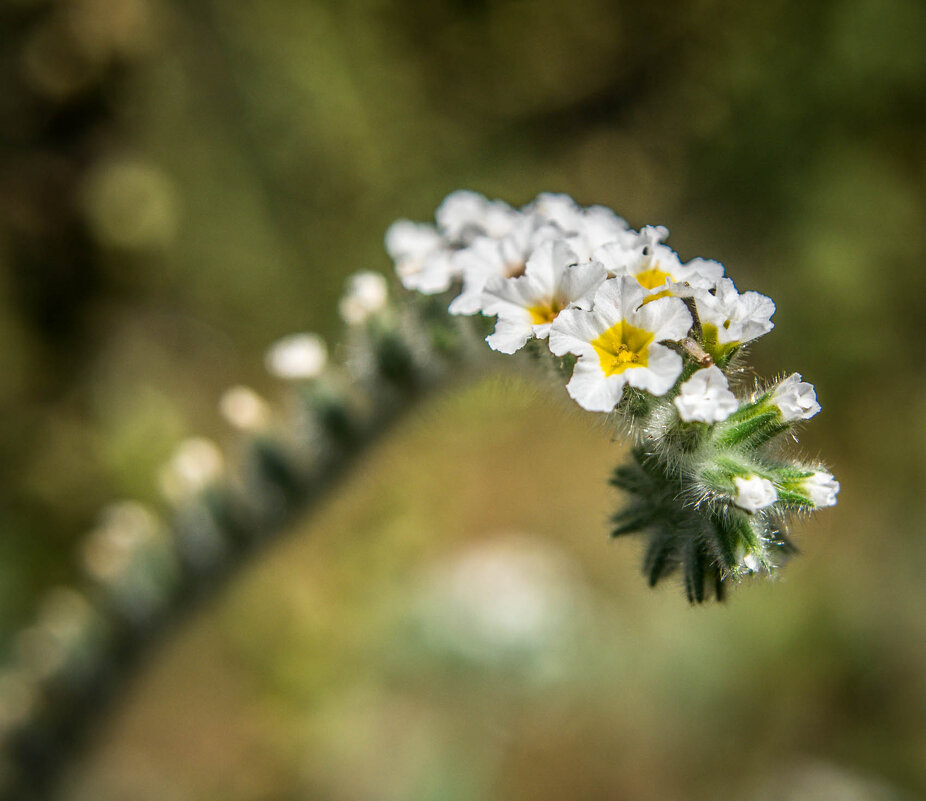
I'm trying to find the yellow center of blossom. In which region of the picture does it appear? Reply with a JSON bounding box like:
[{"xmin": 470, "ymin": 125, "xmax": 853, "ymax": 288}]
[
  {"xmin": 528, "ymin": 299, "xmax": 562, "ymax": 325},
  {"xmin": 634, "ymin": 266, "xmax": 674, "ymax": 290},
  {"xmin": 591, "ymin": 321, "xmax": 654, "ymax": 376}
]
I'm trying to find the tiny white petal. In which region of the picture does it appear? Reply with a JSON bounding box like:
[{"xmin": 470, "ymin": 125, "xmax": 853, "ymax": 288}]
[
  {"xmin": 803, "ymin": 471, "xmax": 840, "ymax": 508},
  {"xmin": 264, "ymin": 333, "xmax": 327, "ymax": 380},
  {"xmin": 565, "ymin": 358, "xmax": 627, "ymax": 412},
  {"xmin": 548, "ymin": 306, "xmax": 607, "ymax": 359},
  {"xmin": 733, "ymin": 475, "xmax": 778, "ymax": 513},
  {"xmin": 486, "ymin": 315, "xmax": 533, "ymax": 354},
  {"xmin": 771, "ymin": 373, "xmax": 821, "ymax": 421},
  {"xmin": 673, "ymin": 365, "xmax": 739, "ymax": 423}
]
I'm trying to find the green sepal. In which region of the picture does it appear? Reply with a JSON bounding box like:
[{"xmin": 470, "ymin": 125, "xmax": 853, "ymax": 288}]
[
  {"xmin": 698, "ymin": 324, "xmax": 741, "ymax": 368},
  {"xmin": 620, "ymin": 386, "xmax": 657, "ymax": 420},
  {"xmin": 644, "ymin": 533, "xmax": 678, "ymax": 587},
  {"xmin": 714, "ymin": 408, "xmax": 788, "ymax": 449},
  {"xmin": 683, "ymin": 538, "xmax": 707, "ymax": 603},
  {"xmin": 305, "ymin": 385, "xmax": 356, "ymax": 444},
  {"xmin": 250, "ymin": 436, "xmax": 304, "ymax": 501}
]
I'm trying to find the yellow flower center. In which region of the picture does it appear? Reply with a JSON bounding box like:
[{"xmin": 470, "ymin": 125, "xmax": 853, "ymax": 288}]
[
  {"xmin": 634, "ymin": 266, "xmax": 673, "ymax": 290},
  {"xmin": 591, "ymin": 321, "xmax": 654, "ymax": 376},
  {"xmin": 528, "ymin": 299, "xmax": 562, "ymax": 325}
]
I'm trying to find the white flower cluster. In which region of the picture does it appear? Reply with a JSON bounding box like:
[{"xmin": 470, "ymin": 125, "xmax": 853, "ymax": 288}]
[{"xmin": 386, "ymin": 190, "xmax": 776, "ymax": 415}]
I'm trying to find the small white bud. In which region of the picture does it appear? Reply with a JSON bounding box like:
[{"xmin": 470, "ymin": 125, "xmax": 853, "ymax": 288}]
[
  {"xmin": 219, "ymin": 385, "xmax": 270, "ymax": 431},
  {"xmin": 264, "ymin": 333, "xmax": 327, "ymax": 380},
  {"xmin": 802, "ymin": 470, "xmax": 840, "ymax": 508},
  {"xmin": 673, "ymin": 366, "xmax": 739, "ymax": 423},
  {"xmin": 339, "ymin": 271, "xmax": 388, "ymax": 325},
  {"xmin": 82, "ymin": 501, "xmax": 161, "ymax": 581},
  {"xmin": 732, "ymin": 475, "xmax": 778, "ymax": 513},
  {"xmin": 771, "ymin": 373, "xmax": 821, "ymax": 421},
  {"xmin": 159, "ymin": 438, "xmax": 224, "ymax": 502},
  {"xmin": 742, "ymin": 552, "xmax": 761, "ymax": 573}
]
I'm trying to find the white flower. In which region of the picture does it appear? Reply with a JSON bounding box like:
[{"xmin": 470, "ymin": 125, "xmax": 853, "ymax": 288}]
[
  {"xmin": 732, "ymin": 475, "xmax": 778, "ymax": 513},
  {"xmin": 448, "ymin": 217, "xmax": 561, "ymax": 315},
  {"xmin": 527, "ymin": 192, "xmax": 586, "ymax": 231},
  {"xmin": 566, "ymin": 204, "xmax": 636, "ymax": 261},
  {"xmin": 219, "ymin": 386, "xmax": 270, "ymax": 431},
  {"xmin": 593, "ymin": 226, "xmax": 725, "ymax": 294},
  {"xmin": 481, "ymin": 241, "xmax": 608, "ymax": 354},
  {"xmin": 771, "ymin": 373, "xmax": 821, "ymax": 421},
  {"xmin": 436, "ymin": 189, "xmax": 519, "ymax": 243},
  {"xmin": 385, "ymin": 220, "xmax": 458, "ymax": 294},
  {"xmin": 692, "ymin": 278, "xmax": 776, "ymax": 344},
  {"xmin": 801, "ymin": 471, "xmax": 839, "ymax": 508},
  {"xmin": 339, "ymin": 271, "xmax": 389, "ymax": 325},
  {"xmin": 548, "ymin": 276, "xmax": 693, "ymax": 412},
  {"xmin": 526, "ymin": 193, "xmax": 634, "ymax": 261},
  {"xmin": 673, "ymin": 366, "xmax": 739, "ymax": 423},
  {"xmin": 264, "ymin": 332, "xmax": 327, "ymax": 380}
]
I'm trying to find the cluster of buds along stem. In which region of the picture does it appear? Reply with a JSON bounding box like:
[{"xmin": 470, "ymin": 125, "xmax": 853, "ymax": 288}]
[{"xmin": 386, "ymin": 190, "xmax": 839, "ymax": 602}]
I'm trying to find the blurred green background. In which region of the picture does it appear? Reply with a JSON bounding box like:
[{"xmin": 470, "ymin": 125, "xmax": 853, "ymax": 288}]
[{"xmin": 1, "ymin": 0, "xmax": 926, "ymax": 798}]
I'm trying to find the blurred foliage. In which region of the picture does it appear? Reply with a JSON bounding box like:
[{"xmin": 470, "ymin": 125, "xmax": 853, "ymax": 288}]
[{"xmin": 0, "ymin": 0, "xmax": 925, "ymax": 798}]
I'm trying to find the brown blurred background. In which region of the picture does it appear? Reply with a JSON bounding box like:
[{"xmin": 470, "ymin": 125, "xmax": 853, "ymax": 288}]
[{"xmin": 1, "ymin": 0, "xmax": 925, "ymax": 798}]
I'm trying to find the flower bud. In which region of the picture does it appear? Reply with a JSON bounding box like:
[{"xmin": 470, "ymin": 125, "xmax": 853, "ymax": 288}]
[
  {"xmin": 339, "ymin": 271, "xmax": 388, "ymax": 325},
  {"xmin": 732, "ymin": 475, "xmax": 778, "ymax": 513},
  {"xmin": 265, "ymin": 333, "xmax": 327, "ymax": 380},
  {"xmin": 801, "ymin": 470, "xmax": 840, "ymax": 508},
  {"xmin": 219, "ymin": 385, "xmax": 270, "ymax": 431},
  {"xmin": 673, "ymin": 365, "xmax": 738, "ymax": 423},
  {"xmin": 771, "ymin": 373, "xmax": 821, "ymax": 421}
]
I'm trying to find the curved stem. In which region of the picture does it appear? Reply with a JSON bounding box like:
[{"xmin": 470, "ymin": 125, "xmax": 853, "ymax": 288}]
[{"xmin": 0, "ymin": 301, "xmax": 486, "ymax": 801}]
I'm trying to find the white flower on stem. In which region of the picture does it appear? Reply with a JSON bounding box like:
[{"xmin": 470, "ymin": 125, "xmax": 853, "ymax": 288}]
[
  {"xmin": 549, "ymin": 276, "xmax": 693, "ymax": 412},
  {"xmin": 526, "ymin": 193, "xmax": 634, "ymax": 261},
  {"xmin": 339, "ymin": 271, "xmax": 389, "ymax": 325},
  {"xmin": 593, "ymin": 226, "xmax": 724, "ymax": 297},
  {"xmin": 692, "ymin": 278, "xmax": 776, "ymax": 345},
  {"xmin": 386, "ymin": 191, "xmax": 519, "ymax": 295},
  {"xmin": 482, "ymin": 241, "xmax": 608, "ymax": 354},
  {"xmin": 436, "ymin": 189, "xmax": 520, "ymax": 243},
  {"xmin": 771, "ymin": 373, "xmax": 821, "ymax": 421},
  {"xmin": 673, "ymin": 365, "xmax": 739, "ymax": 423},
  {"xmin": 264, "ymin": 333, "xmax": 327, "ymax": 380},
  {"xmin": 219, "ymin": 386, "xmax": 270, "ymax": 431},
  {"xmin": 801, "ymin": 470, "xmax": 840, "ymax": 508},
  {"xmin": 159, "ymin": 438, "xmax": 224, "ymax": 503},
  {"xmin": 448, "ymin": 218, "xmax": 561, "ymax": 315},
  {"xmin": 732, "ymin": 475, "xmax": 778, "ymax": 513},
  {"xmin": 385, "ymin": 220, "xmax": 458, "ymax": 294}
]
